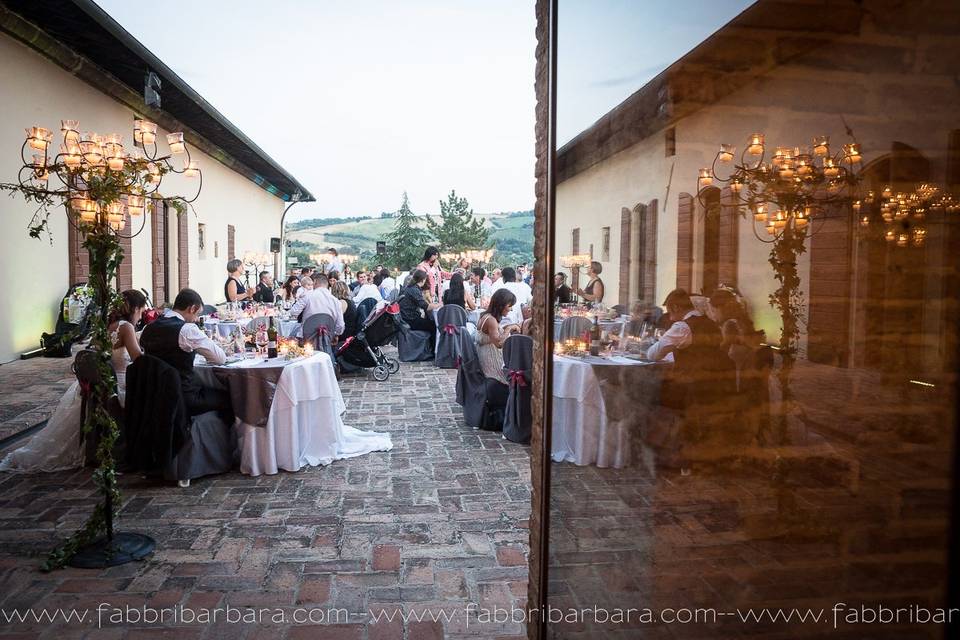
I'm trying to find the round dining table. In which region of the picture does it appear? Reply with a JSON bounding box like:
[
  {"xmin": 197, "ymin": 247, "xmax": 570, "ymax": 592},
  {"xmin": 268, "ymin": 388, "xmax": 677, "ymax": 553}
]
[
  {"xmin": 206, "ymin": 317, "xmax": 301, "ymax": 339},
  {"xmin": 194, "ymin": 352, "xmax": 391, "ymax": 476},
  {"xmin": 551, "ymin": 353, "xmax": 669, "ymax": 468}
]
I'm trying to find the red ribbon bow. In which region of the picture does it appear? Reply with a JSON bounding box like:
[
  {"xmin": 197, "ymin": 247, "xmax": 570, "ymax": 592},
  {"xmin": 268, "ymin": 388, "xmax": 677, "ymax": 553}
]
[
  {"xmin": 508, "ymin": 370, "xmax": 527, "ymax": 387},
  {"xmin": 78, "ymin": 380, "xmax": 92, "ymax": 397},
  {"xmin": 316, "ymin": 326, "xmax": 330, "ymax": 337},
  {"xmin": 443, "ymin": 324, "xmax": 458, "ymax": 335}
]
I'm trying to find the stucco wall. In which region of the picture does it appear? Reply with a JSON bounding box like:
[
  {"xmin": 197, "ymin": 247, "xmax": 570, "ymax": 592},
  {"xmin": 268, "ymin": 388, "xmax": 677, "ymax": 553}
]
[{"xmin": 0, "ymin": 33, "xmax": 284, "ymax": 362}]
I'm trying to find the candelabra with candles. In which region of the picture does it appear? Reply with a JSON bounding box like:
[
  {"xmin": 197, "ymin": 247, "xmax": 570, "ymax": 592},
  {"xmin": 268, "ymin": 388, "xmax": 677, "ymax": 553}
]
[
  {"xmin": 695, "ymin": 133, "xmax": 862, "ymax": 444},
  {"xmin": 856, "ymin": 183, "xmax": 959, "ymax": 248},
  {"xmin": 1, "ymin": 118, "xmax": 202, "ymax": 569},
  {"xmin": 243, "ymin": 251, "xmax": 273, "ymax": 286},
  {"xmin": 560, "ymin": 254, "xmax": 592, "ymax": 304}
]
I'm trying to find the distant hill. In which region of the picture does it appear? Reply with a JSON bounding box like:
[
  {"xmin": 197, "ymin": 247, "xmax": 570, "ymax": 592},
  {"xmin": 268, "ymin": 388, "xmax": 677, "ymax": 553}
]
[{"xmin": 286, "ymin": 210, "xmax": 534, "ymax": 269}]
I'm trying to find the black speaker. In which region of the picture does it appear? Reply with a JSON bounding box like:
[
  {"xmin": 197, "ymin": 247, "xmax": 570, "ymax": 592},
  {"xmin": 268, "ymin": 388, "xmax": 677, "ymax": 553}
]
[
  {"xmin": 376, "ymin": 241, "xmax": 386, "ymax": 256},
  {"xmin": 270, "ymin": 237, "xmax": 281, "ymax": 253}
]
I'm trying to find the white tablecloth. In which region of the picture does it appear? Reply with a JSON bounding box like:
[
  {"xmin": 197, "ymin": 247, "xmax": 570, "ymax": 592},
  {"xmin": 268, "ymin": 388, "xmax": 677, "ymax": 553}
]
[
  {"xmin": 551, "ymin": 354, "xmax": 658, "ymax": 468},
  {"xmin": 197, "ymin": 353, "xmax": 392, "ymax": 476}
]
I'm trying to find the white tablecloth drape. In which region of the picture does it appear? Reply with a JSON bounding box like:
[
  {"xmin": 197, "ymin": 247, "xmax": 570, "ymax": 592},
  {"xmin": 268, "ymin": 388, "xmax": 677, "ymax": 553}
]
[
  {"xmin": 198, "ymin": 353, "xmax": 392, "ymax": 476},
  {"xmin": 551, "ymin": 355, "xmax": 658, "ymax": 469}
]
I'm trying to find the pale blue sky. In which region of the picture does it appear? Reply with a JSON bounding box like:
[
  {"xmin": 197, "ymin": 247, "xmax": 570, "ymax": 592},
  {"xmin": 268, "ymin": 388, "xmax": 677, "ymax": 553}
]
[{"xmin": 96, "ymin": 0, "xmax": 752, "ymax": 220}]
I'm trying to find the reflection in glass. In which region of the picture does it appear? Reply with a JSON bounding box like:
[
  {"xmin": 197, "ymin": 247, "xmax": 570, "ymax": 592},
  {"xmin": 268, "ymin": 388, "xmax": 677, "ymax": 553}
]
[{"xmin": 547, "ymin": 0, "xmax": 959, "ymax": 637}]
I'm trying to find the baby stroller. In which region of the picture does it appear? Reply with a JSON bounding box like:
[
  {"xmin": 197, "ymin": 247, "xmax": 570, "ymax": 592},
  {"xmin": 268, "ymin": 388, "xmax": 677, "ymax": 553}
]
[{"xmin": 336, "ymin": 302, "xmax": 402, "ymax": 381}]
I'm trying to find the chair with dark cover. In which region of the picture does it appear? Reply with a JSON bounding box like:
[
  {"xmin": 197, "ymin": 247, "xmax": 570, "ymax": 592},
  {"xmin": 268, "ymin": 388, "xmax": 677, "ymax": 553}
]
[
  {"xmin": 386, "ymin": 288, "xmax": 399, "ymax": 303},
  {"xmin": 558, "ymin": 316, "xmax": 592, "ymax": 341},
  {"xmin": 302, "ymin": 313, "xmax": 338, "ymax": 364},
  {"xmin": 73, "ymin": 349, "xmax": 124, "ymax": 466},
  {"xmin": 501, "ymin": 335, "xmax": 533, "ymax": 444},
  {"xmin": 397, "ymin": 319, "xmax": 434, "ymax": 362},
  {"xmin": 202, "ymin": 304, "xmax": 217, "ymax": 316},
  {"xmin": 124, "ymin": 355, "xmax": 234, "ymax": 485},
  {"xmin": 455, "ymin": 332, "xmax": 502, "ymax": 429},
  {"xmin": 356, "ymin": 297, "xmax": 378, "ymax": 326},
  {"xmin": 248, "ymin": 316, "xmax": 270, "ymax": 333},
  {"xmin": 434, "ymin": 304, "xmax": 467, "ymax": 369}
]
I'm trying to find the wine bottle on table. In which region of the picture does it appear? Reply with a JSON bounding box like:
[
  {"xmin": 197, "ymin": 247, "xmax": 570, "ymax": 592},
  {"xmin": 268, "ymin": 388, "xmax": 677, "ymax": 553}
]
[
  {"xmin": 267, "ymin": 317, "xmax": 278, "ymax": 359},
  {"xmin": 589, "ymin": 315, "xmax": 601, "ymax": 356}
]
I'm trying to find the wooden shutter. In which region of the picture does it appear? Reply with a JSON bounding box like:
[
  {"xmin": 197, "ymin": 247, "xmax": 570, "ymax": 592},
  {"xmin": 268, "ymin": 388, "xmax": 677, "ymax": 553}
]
[
  {"xmin": 718, "ymin": 187, "xmax": 739, "ymax": 288},
  {"xmin": 807, "ymin": 209, "xmax": 852, "ymax": 366},
  {"xmin": 178, "ymin": 211, "xmax": 189, "ymax": 291},
  {"xmin": 117, "ymin": 200, "xmax": 133, "ymax": 292},
  {"xmin": 642, "ymin": 199, "xmax": 658, "ymax": 303},
  {"xmin": 676, "ymin": 192, "xmax": 694, "ymax": 291},
  {"xmin": 618, "ymin": 208, "xmax": 631, "ymax": 306},
  {"xmin": 151, "ymin": 198, "xmax": 167, "ymax": 305},
  {"xmin": 228, "ymin": 224, "xmax": 236, "ymax": 261},
  {"xmin": 67, "ymin": 217, "xmax": 89, "ymax": 286}
]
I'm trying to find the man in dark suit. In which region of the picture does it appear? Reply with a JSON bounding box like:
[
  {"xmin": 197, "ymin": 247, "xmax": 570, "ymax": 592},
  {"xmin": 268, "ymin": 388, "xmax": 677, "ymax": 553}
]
[
  {"xmin": 554, "ymin": 272, "xmax": 572, "ymax": 305},
  {"xmin": 252, "ymin": 271, "xmax": 275, "ymax": 303}
]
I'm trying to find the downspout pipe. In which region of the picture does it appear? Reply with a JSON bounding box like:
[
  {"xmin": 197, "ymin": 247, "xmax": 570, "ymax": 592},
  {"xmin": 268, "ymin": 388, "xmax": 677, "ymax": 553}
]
[{"xmin": 277, "ymin": 194, "xmax": 304, "ymax": 281}]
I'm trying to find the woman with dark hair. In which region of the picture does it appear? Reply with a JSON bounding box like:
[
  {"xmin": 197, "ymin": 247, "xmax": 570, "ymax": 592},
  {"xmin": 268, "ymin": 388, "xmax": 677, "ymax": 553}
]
[
  {"xmin": 416, "ymin": 246, "xmax": 452, "ymax": 302},
  {"xmin": 0, "ymin": 290, "xmax": 147, "ymax": 472},
  {"xmin": 576, "ymin": 261, "xmax": 605, "ymax": 304},
  {"xmin": 442, "ymin": 272, "xmax": 477, "ymax": 310},
  {"xmin": 476, "ymin": 288, "xmax": 520, "ymax": 425},
  {"xmin": 224, "ymin": 259, "xmax": 252, "ymax": 303},
  {"xmin": 399, "ymin": 269, "xmax": 440, "ymax": 339},
  {"xmin": 280, "ymin": 275, "xmax": 300, "ymax": 302}
]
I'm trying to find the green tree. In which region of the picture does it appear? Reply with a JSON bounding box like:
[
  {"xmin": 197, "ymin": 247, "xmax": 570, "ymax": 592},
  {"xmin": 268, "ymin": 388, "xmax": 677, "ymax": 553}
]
[
  {"xmin": 383, "ymin": 192, "xmax": 430, "ymax": 269},
  {"xmin": 425, "ymin": 190, "xmax": 489, "ymax": 253}
]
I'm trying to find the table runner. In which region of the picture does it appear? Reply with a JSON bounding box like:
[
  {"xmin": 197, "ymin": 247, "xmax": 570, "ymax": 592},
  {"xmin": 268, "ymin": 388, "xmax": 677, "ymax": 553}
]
[{"xmin": 196, "ymin": 357, "xmax": 289, "ymax": 427}]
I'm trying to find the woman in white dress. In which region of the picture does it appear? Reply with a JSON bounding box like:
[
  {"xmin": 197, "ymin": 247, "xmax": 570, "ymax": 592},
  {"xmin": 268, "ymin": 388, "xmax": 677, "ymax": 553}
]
[{"xmin": 0, "ymin": 290, "xmax": 147, "ymax": 472}]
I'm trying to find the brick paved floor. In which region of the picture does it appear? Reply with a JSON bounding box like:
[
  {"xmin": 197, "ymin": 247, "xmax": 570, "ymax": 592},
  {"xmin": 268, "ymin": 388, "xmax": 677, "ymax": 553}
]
[
  {"xmin": 0, "ymin": 354, "xmax": 75, "ymax": 442},
  {"xmin": 0, "ymin": 353, "xmax": 531, "ymax": 639}
]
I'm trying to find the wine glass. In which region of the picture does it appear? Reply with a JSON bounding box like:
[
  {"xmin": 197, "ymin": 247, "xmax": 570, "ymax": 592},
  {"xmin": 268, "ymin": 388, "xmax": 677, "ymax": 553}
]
[{"xmin": 255, "ymin": 327, "xmax": 268, "ymax": 357}]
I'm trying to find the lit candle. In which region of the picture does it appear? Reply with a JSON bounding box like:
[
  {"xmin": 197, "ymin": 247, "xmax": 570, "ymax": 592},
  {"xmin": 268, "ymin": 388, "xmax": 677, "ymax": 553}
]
[
  {"xmin": 127, "ymin": 194, "xmax": 145, "ymax": 216},
  {"xmin": 773, "ymin": 211, "xmax": 787, "ymax": 229},
  {"xmin": 772, "ymin": 146, "xmax": 789, "ymax": 167},
  {"xmin": 139, "ymin": 121, "xmax": 157, "ymax": 145},
  {"xmin": 61, "ymin": 120, "xmax": 80, "ymax": 141},
  {"xmin": 795, "ymin": 154, "xmax": 813, "ymax": 176},
  {"xmin": 25, "ymin": 126, "xmax": 52, "ymax": 151},
  {"xmin": 860, "ymin": 215, "xmax": 870, "ymax": 227},
  {"xmin": 81, "ymin": 133, "xmax": 103, "ymax": 165},
  {"xmin": 823, "ymin": 157, "xmax": 839, "ymax": 178},
  {"xmin": 747, "ymin": 133, "xmax": 764, "ymax": 156},
  {"xmin": 698, "ymin": 167, "xmax": 713, "ymax": 190},
  {"xmin": 754, "ymin": 203, "xmax": 767, "ymax": 222},
  {"xmin": 852, "ymin": 200, "xmax": 861, "ymax": 213},
  {"xmin": 912, "ymin": 228, "xmax": 926, "ymax": 247},
  {"xmin": 885, "ymin": 229, "xmax": 896, "ymax": 242},
  {"xmin": 167, "ymin": 132, "xmax": 185, "ymax": 154},
  {"xmin": 812, "ymin": 136, "xmax": 829, "ymax": 157},
  {"xmin": 61, "ymin": 144, "xmax": 82, "ymax": 168},
  {"xmin": 766, "ymin": 223, "xmax": 776, "ymax": 235},
  {"xmin": 896, "ymin": 233, "xmax": 908, "ymax": 247},
  {"xmin": 843, "ymin": 142, "xmax": 861, "ymax": 164},
  {"xmin": 730, "ymin": 178, "xmax": 743, "ymax": 194},
  {"xmin": 718, "ymin": 143, "xmax": 735, "ymax": 162}
]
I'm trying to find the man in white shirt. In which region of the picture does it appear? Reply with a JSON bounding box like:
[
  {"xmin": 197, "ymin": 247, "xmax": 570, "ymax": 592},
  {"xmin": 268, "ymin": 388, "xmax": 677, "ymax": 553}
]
[
  {"xmin": 491, "ymin": 267, "xmax": 532, "ymax": 327},
  {"xmin": 353, "ymin": 272, "xmax": 384, "ymax": 305},
  {"xmin": 141, "ymin": 288, "xmax": 230, "ymax": 416},
  {"xmin": 288, "ymin": 273, "xmax": 345, "ymax": 337},
  {"xmin": 377, "ymin": 270, "xmax": 397, "ymax": 298}
]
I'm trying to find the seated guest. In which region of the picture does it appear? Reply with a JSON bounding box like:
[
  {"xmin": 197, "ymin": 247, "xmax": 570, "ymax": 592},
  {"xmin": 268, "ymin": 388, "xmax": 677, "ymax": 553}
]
[
  {"xmin": 469, "ymin": 267, "xmax": 490, "ymax": 305},
  {"xmin": 353, "ymin": 271, "xmax": 384, "ymax": 305},
  {"xmin": 224, "ymin": 259, "xmax": 252, "ymax": 303},
  {"xmin": 626, "ymin": 301, "xmax": 662, "ymax": 337},
  {"xmin": 279, "ymin": 275, "xmax": 300, "ymax": 302},
  {"xmin": 328, "ymin": 270, "xmax": 341, "ymax": 285},
  {"xmin": 349, "ymin": 271, "xmax": 364, "ymax": 292},
  {"xmin": 252, "ymin": 271, "xmax": 275, "ymax": 303},
  {"xmin": 331, "ymin": 280, "xmax": 360, "ymax": 339},
  {"xmin": 554, "ymin": 272, "xmax": 572, "ymax": 304},
  {"xmin": 491, "ymin": 267, "xmax": 531, "ymax": 326},
  {"xmin": 709, "ymin": 288, "xmax": 772, "ymax": 390},
  {"xmin": 647, "ymin": 288, "xmax": 734, "ymax": 409},
  {"xmin": 299, "ymin": 265, "xmax": 314, "ymax": 280},
  {"xmin": 442, "ymin": 272, "xmax": 476, "ymax": 310},
  {"xmin": 491, "ymin": 268, "xmax": 503, "ymax": 289},
  {"xmin": 377, "ymin": 269, "xmax": 397, "ymax": 298},
  {"xmin": 296, "ymin": 275, "xmax": 313, "ymax": 298},
  {"xmin": 140, "ymin": 288, "xmax": 231, "ymax": 417},
  {"xmin": 399, "ymin": 269, "xmax": 440, "ymax": 339},
  {"xmin": 477, "ymin": 289, "xmax": 521, "ymax": 417},
  {"xmin": 287, "ymin": 273, "xmax": 345, "ymax": 337}
]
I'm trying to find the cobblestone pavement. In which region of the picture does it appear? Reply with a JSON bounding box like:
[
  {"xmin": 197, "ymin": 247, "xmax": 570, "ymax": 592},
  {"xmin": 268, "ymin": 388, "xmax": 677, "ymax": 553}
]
[
  {"xmin": 0, "ymin": 354, "xmax": 75, "ymax": 442},
  {"xmin": 0, "ymin": 354, "xmax": 531, "ymax": 639}
]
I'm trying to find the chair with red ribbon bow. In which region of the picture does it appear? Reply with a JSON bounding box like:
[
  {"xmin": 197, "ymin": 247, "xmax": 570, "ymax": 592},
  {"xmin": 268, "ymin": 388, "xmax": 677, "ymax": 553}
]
[
  {"xmin": 434, "ymin": 304, "xmax": 468, "ymax": 369},
  {"xmin": 302, "ymin": 312, "xmax": 338, "ymax": 364},
  {"xmin": 502, "ymin": 335, "xmax": 533, "ymax": 444}
]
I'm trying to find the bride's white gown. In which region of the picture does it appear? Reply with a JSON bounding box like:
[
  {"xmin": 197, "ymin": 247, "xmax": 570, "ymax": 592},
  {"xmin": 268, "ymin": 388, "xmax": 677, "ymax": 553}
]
[{"xmin": 0, "ymin": 322, "xmax": 133, "ymax": 473}]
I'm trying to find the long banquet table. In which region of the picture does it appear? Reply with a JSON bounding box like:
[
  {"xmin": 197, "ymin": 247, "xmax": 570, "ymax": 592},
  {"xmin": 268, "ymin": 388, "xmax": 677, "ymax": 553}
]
[
  {"xmin": 206, "ymin": 317, "xmax": 301, "ymax": 339},
  {"xmin": 551, "ymin": 354, "xmax": 669, "ymax": 468},
  {"xmin": 194, "ymin": 352, "xmax": 391, "ymax": 476}
]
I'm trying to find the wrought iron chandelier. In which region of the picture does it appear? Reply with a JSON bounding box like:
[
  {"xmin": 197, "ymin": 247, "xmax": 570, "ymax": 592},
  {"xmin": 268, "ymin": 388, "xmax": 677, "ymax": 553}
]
[
  {"xmin": 696, "ymin": 133, "xmax": 862, "ymax": 243},
  {"xmin": 20, "ymin": 118, "xmax": 202, "ymax": 237}
]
